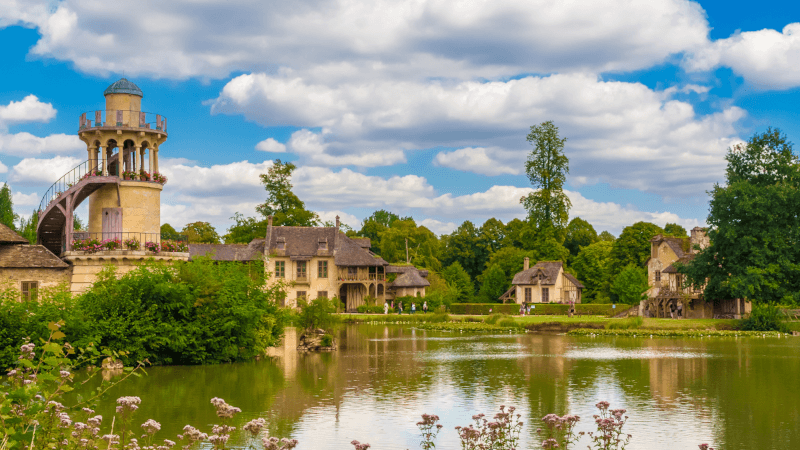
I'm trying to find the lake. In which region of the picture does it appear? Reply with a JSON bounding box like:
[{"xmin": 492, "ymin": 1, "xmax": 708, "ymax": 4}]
[{"xmin": 77, "ymin": 324, "xmax": 800, "ymax": 450}]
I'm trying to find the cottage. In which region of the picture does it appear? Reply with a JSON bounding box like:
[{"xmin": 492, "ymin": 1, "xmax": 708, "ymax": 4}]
[
  {"xmin": 0, "ymin": 224, "xmax": 70, "ymax": 299},
  {"xmin": 505, "ymin": 258, "xmax": 584, "ymax": 304},
  {"xmin": 386, "ymin": 265, "xmax": 430, "ymax": 299},
  {"xmin": 644, "ymin": 227, "xmax": 750, "ymax": 319}
]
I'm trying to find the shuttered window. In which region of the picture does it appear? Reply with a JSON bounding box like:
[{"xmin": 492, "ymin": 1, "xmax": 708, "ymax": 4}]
[
  {"xmin": 275, "ymin": 261, "xmax": 285, "ymax": 278},
  {"xmin": 542, "ymin": 287, "xmax": 550, "ymax": 303},
  {"xmin": 21, "ymin": 281, "xmax": 38, "ymax": 302},
  {"xmin": 524, "ymin": 288, "xmax": 531, "ymax": 303},
  {"xmin": 318, "ymin": 261, "xmax": 328, "ymax": 278}
]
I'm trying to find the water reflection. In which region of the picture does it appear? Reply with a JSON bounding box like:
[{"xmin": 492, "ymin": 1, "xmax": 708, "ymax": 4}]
[{"xmin": 73, "ymin": 326, "xmax": 800, "ymax": 450}]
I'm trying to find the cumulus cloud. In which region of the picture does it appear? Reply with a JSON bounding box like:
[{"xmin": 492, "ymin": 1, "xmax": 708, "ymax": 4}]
[
  {"xmin": 684, "ymin": 23, "xmax": 800, "ymax": 90},
  {"xmin": 0, "ymin": 95, "xmax": 56, "ymax": 125},
  {"xmin": 0, "ymin": 96, "xmax": 84, "ymax": 157},
  {"xmin": 216, "ymin": 72, "xmax": 743, "ymax": 196},
  {"xmin": 316, "ymin": 210, "xmax": 360, "ymax": 229},
  {"xmin": 255, "ymin": 138, "xmax": 286, "ymax": 153},
  {"xmin": 11, "ymin": 191, "xmax": 39, "ymax": 207},
  {"xmin": 5, "ymin": 0, "xmax": 709, "ymax": 80},
  {"xmin": 9, "ymin": 156, "xmax": 83, "ymax": 186}
]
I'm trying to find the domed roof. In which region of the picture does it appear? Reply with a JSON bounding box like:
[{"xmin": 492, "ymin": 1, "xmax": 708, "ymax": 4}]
[{"xmin": 103, "ymin": 78, "xmax": 143, "ymax": 97}]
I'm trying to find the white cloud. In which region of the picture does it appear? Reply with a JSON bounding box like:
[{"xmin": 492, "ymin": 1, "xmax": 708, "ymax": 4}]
[
  {"xmin": 418, "ymin": 218, "xmax": 458, "ymax": 235},
  {"xmin": 0, "ymin": 132, "xmax": 84, "ymax": 157},
  {"xmin": 684, "ymin": 23, "xmax": 800, "ymax": 90},
  {"xmin": 9, "ymin": 156, "xmax": 83, "ymax": 186},
  {"xmin": 11, "ymin": 191, "xmax": 39, "ymax": 207},
  {"xmin": 0, "ymin": 160, "xmax": 7, "ymax": 173},
  {"xmin": 255, "ymin": 138, "xmax": 286, "ymax": 153},
  {"xmin": 214, "ymin": 72, "xmax": 743, "ymax": 196},
  {"xmin": 6, "ymin": 0, "xmax": 710, "ymax": 79},
  {"xmin": 316, "ymin": 210, "xmax": 360, "ymax": 229},
  {"xmin": 0, "ymin": 95, "xmax": 56, "ymax": 125}
]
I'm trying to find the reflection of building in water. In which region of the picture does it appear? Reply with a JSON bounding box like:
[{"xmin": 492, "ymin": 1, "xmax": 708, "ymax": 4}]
[
  {"xmin": 644, "ymin": 340, "xmax": 710, "ymax": 408},
  {"xmin": 515, "ymin": 334, "xmax": 570, "ymax": 415},
  {"xmin": 266, "ymin": 327, "xmax": 299, "ymax": 379}
]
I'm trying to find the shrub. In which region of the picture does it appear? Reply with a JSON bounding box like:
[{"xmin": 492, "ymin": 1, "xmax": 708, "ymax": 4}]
[
  {"xmin": 606, "ymin": 316, "xmax": 643, "ymax": 330},
  {"xmin": 320, "ymin": 334, "xmax": 334, "ymax": 347},
  {"xmin": 448, "ymin": 303, "xmax": 616, "ymax": 316},
  {"xmin": 297, "ymin": 296, "xmax": 338, "ymax": 331},
  {"xmin": 740, "ymin": 304, "xmax": 789, "ymax": 332},
  {"xmin": 356, "ymin": 305, "xmax": 385, "ymax": 314},
  {"xmin": 497, "ymin": 318, "xmax": 521, "ymax": 329},
  {"xmin": 484, "ymin": 313, "xmax": 508, "ymax": 324}
]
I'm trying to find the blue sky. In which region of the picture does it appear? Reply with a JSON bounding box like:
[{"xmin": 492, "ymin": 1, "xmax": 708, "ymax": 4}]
[{"xmin": 1, "ymin": 0, "xmax": 799, "ymax": 236}]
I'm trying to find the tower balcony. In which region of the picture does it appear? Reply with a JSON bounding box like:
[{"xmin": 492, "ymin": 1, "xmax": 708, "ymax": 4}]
[{"xmin": 79, "ymin": 110, "xmax": 168, "ymax": 137}]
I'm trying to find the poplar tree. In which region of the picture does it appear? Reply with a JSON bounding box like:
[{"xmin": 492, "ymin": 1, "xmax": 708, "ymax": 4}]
[
  {"xmin": 520, "ymin": 121, "xmax": 571, "ymax": 230},
  {"xmin": 0, "ymin": 183, "xmax": 18, "ymax": 230}
]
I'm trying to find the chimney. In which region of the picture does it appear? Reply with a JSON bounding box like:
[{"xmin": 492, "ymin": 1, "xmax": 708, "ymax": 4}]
[
  {"xmin": 523, "ymin": 257, "xmax": 530, "ymax": 271},
  {"xmin": 690, "ymin": 226, "xmax": 708, "ymax": 253},
  {"xmin": 266, "ymin": 215, "xmax": 273, "ymax": 244},
  {"xmin": 334, "ymin": 215, "xmax": 340, "ymax": 254}
]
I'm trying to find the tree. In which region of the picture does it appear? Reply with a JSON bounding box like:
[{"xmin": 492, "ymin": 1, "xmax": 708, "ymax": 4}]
[
  {"xmin": 520, "ymin": 121, "xmax": 571, "ymax": 230},
  {"xmin": 610, "ymin": 264, "xmax": 649, "ymax": 305},
  {"xmin": 0, "ymin": 184, "xmax": 18, "ymax": 230},
  {"xmin": 441, "ymin": 261, "xmax": 473, "ymax": 303},
  {"xmin": 598, "ymin": 231, "xmax": 615, "ymax": 242},
  {"xmin": 477, "ymin": 264, "xmax": 509, "ymax": 303},
  {"xmin": 256, "ymin": 159, "xmax": 319, "ymax": 227},
  {"xmin": 680, "ymin": 128, "xmax": 800, "ymax": 304},
  {"xmin": 572, "ymin": 241, "xmax": 613, "ymax": 303},
  {"xmin": 441, "ymin": 220, "xmax": 490, "ymax": 285},
  {"xmin": 182, "ymin": 221, "xmax": 221, "ymax": 244},
  {"xmin": 378, "ymin": 219, "xmax": 440, "ymax": 270},
  {"xmin": 501, "ymin": 218, "xmax": 535, "ymax": 249},
  {"xmin": 73, "ymin": 215, "xmax": 85, "ymax": 231},
  {"xmin": 564, "ymin": 217, "xmax": 598, "ymax": 258},
  {"xmin": 224, "ymin": 214, "xmax": 268, "ymax": 244},
  {"xmin": 609, "ymin": 222, "xmax": 664, "ymax": 275},
  {"xmin": 664, "ymin": 223, "xmax": 688, "ymax": 237},
  {"xmin": 18, "ymin": 210, "xmax": 38, "ymax": 244},
  {"xmin": 530, "ymin": 230, "xmax": 570, "ymax": 263},
  {"xmin": 483, "ymin": 247, "xmax": 537, "ymax": 288},
  {"xmin": 479, "ymin": 218, "xmax": 506, "ymax": 254},
  {"xmin": 161, "ymin": 223, "xmax": 178, "ymax": 235}
]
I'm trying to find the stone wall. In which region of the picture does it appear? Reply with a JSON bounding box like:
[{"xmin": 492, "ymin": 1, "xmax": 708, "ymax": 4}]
[
  {"xmin": 0, "ymin": 267, "xmax": 72, "ymax": 296},
  {"xmin": 64, "ymin": 252, "xmax": 189, "ymax": 294}
]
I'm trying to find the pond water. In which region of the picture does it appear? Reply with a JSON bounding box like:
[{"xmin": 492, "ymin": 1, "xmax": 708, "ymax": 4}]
[{"xmin": 76, "ymin": 325, "xmax": 800, "ymax": 450}]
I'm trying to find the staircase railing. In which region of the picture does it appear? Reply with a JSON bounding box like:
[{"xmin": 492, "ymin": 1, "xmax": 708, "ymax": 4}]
[{"xmin": 37, "ymin": 160, "xmax": 107, "ymax": 215}]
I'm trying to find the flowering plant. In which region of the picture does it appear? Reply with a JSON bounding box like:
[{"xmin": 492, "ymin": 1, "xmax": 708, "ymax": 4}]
[
  {"xmin": 122, "ymin": 170, "xmax": 138, "ymax": 180},
  {"xmin": 160, "ymin": 240, "xmax": 189, "ymax": 253},
  {"xmin": 145, "ymin": 241, "xmax": 160, "ymax": 253},
  {"xmin": 139, "ymin": 170, "xmax": 151, "ymax": 181},
  {"xmin": 72, "ymin": 238, "xmax": 123, "ymax": 253},
  {"xmin": 152, "ymin": 172, "xmax": 168, "ymax": 184},
  {"xmin": 124, "ymin": 237, "xmax": 140, "ymax": 250}
]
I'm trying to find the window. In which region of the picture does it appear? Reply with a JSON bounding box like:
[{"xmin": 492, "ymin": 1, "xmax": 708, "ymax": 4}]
[
  {"xmin": 318, "ymin": 260, "xmax": 328, "ymax": 278},
  {"xmin": 318, "ymin": 291, "xmax": 328, "ymax": 299},
  {"xmin": 275, "ymin": 261, "xmax": 285, "ymax": 278},
  {"xmin": 542, "ymin": 287, "xmax": 550, "ymax": 303},
  {"xmin": 319, "ymin": 240, "xmax": 328, "ymax": 250},
  {"xmin": 277, "ymin": 238, "xmax": 285, "ymax": 250},
  {"xmin": 524, "ymin": 287, "xmax": 532, "ymax": 303},
  {"xmin": 297, "ymin": 291, "xmax": 307, "ymax": 301},
  {"xmin": 297, "ymin": 261, "xmax": 307, "ymax": 279},
  {"xmin": 21, "ymin": 281, "xmax": 38, "ymax": 302},
  {"xmin": 655, "ymin": 271, "xmax": 661, "ymax": 282}
]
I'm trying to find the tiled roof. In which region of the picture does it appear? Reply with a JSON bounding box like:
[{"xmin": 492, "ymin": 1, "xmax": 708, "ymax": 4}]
[
  {"xmin": 0, "ymin": 244, "xmax": 69, "ymax": 268},
  {"xmin": 511, "ymin": 261, "xmax": 564, "ymax": 286},
  {"xmin": 189, "ymin": 243, "xmax": 262, "ymax": 262},
  {"xmin": 267, "ymin": 226, "xmax": 388, "ymax": 267},
  {"xmin": 650, "ymin": 234, "xmax": 689, "ymax": 258},
  {"xmin": 0, "ymin": 224, "xmax": 28, "ymax": 244}
]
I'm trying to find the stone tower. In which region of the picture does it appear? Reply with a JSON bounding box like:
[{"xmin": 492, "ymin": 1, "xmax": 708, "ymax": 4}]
[{"xmin": 36, "ymin": 78, "xmax": 187, "ymax": 293}]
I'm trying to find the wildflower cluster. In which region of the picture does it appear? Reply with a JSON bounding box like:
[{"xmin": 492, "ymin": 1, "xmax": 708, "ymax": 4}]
[
  {"xmin": 537, "ymin": 414, "xmax": 582, "ymax": 449},
  {"xmin": 350, "ymin": 440, "xmax": 371, "ymax": 450},
  {"xmin": 417, "ymin": 413, "xmax": 443, "ymax": 450},
  {"xmin": 455, "ymin": 405, "xmax": 523, "ymax": 450},
  {"xmin": 586, "ymin": 401, "xmax": 631, "ymax": 450}
]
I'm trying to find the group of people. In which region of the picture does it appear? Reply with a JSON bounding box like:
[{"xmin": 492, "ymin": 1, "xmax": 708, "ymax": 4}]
[{"xmin": 384, "ymin": 300, "xmax": 428, "ymax": 315}]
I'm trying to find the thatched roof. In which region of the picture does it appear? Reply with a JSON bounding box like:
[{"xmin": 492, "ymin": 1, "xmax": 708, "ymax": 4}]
[
  {"xmin": 0, "ymin": 224, "xmax": 28, "ymax": 244},
  {"xmin": 650, "ymin": 234, "xmax": 690, "ymax": 258},
  {"xmin": 267, "ymin": 226, "xmax": 387, "ymax": 267},
  {"xmin": 0, "ymin": 244, "xmax": 69, "ymax": 268},
  {"xmin": 189, "ymin": 243, "xmax": 262, "ymax": 262},
  {"xmin": 387, "ymin": 265, "xmax": 431, "ymax": 288},
  {"xmin": 511, "ymin": 261, "xmax": 564, "ymax": 285},
  {"xmin": 662, "ymin": 255, "xmax": 695, "ymax": 273}
]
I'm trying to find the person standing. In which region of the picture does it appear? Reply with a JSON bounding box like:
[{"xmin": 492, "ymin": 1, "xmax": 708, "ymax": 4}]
[
  {"xmin": 411, "ymin": 303, "xmax": 416, "ymax": 314},
  {"xmin": 423, "ymin": 301, "xmax": 428, "ymax": 314},
  {"xmin": 677, "ymin": 301, "xmax": 683, "ymax": 318},
  {"xmin": 384, "ymin": 301, "xmax": 389, "ymax": 315},
  {"xmin": 399, "ymin": 302, "xmax": 404, "ymax": 315},
  {"xmin": 520, "ymin": 304, "xmax": 524, "ymax": 316}
]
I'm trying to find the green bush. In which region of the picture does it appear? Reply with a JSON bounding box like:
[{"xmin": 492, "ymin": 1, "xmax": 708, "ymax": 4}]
[
  {"xmin": 740, "ymin": 304, "xmax": 789, "ymax": 332},
  {"xmin": 297, "ymin": 296, "xmax": 338, "ymax": 331},
  {"xmin": 449, "ymin": 304, "xmax": 519, "ymax": 315},
  {"xmin": 448, "ymin": 303, "xmax": 616, "ymax": 316},
  {"xmin": 356, "ymin": 305, "xmax": 386, "ymax": 314},
  {"xmin": 320, "ymin": 334, "xmax": 334, "ymax": 347},
  {"xmin": 40, "ymin": 257, "xmax": 286, "ymax": 367},
  {"xmin": 484, "ymin": 313, "xmax": 509, "ymax": 324},
  {"xmin": 606, "ymin": 316, "xmax": 643, "ymax": 330},
  {"xmin": 497, "ymin": 318, "xmax": 522, "ymax": 329}
]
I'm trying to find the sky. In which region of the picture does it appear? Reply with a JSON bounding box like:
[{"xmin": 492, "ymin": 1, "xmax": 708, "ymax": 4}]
[{"xmin": 1, "ymin": 0, "xmax": 800, "ymax": 237}]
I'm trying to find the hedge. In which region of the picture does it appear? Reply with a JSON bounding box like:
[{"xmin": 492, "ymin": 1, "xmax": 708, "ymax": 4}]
[
  {"xmin": 356, "ymin": 305, "xmax": 386, "ymax": 314},
  {"xmin": 448, "ymin": 303, "xmax": 616, "ymax": 316}
]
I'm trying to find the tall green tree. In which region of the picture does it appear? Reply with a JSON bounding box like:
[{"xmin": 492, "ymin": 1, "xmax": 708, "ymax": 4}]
[
  {"xmin": 0, "ymin": 184, "xmax": 18, "ymax": 230},
  {"xmin": 223, "ymin": 213, "xmax": 268, "ymax": 244},
  {"xmin": 572, "ymin": 240, "xmax": 613, "ymax": 303},
  {"xmin": 479, "ymin": 218, "xmax": 506, "ymax": 254},
  {"xmin": 598, "ymin": 231, "xmax": 615, "ymax": 242},
  {"xmin": 610, "ymin": 264, "xmax": 649, "ymax": 305},
  {"xmin": 520, "ymin": 121, "xmax": 571, "ymax": 230},
  {"xmin": 182, "ymin": 221, "xmax": 221, "ymax": 244},
  {"xmin": 680, "ymin": 128, "xmax": 800, "ymax": 304},
  {"xmin": 378, "ymin": 219, "xmax": 440, "ymax": 270},
  {"xmin": 564, "ymin": 217, "xmax": 598, "ymax": 259},
  {"xmin": 256, "ymin": 159, "xmax": 319, "ymax": 227},
  {"xmin": 664, "ymin": 223, "xmax": 688, "ymax": 237},
  {"xmin": 357, "ymin": 210, "xmax": 407, "ymax": 253},
  {"xmin": 477, "ymin": 264, "xmax": 509, "ymax": 303},
  {"xmin": 609, "ymin": 222, "xmax": 664, "ymax": 275},
  {"xmin": 441, "ymin": 220, "xmax": 490, "ymax": 285},
  {"xmin": 482, "ymin": 247, "xmax": 538, "ymax": 288},
  {"xmin": 441, "ymin": 261, "xmax": 473, "ymax": 303},
  {"xmin": 18, "ymin": 210, "xmax": 39, "ymax": 244}
]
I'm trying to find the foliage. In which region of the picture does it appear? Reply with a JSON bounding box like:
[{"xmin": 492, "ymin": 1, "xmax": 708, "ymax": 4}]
[
  {"xmin": 610, "ymin": 264, "xmax": 649, "ymax": 305},
  {"xmin": 664, "ymin": 222, "xmax": 688, "ymax": 237},
  {"xmin": 297, "ymin": 296, "xmax": 337, "ymax": 331},
  {"xmin": 455, "ymin": 405, "xmax": 523, "ymax": 449},
  {"xmin": 606, "ymin": 317, "xmax": 643, "ymax": 330},
  {"xmin": 447, "ymin": 303, "xmax": 615, "ymax": 316},
  {"xmin": 256, "ymin": 159, "xmax": 319, "ymax": 227},
  {"xmin": 679, "ymin": 128, "xmax": 800, "ymax": 305},
  {"xmin": 598, "ymin": 231, "xmax": 615, "ymax": 242},
  {"xmin": 567, "ymin": 328, "xmax": 783, "ymax": 337},
  {"xmin": 224, "ymin": 213, "xmax": 268, "ymax": 244},
  {"xmin": 530, "ymin": 228, "xmax": 570, "ymax": 263},
  {"xmin": 572, "ymin": 241, "xmax": 613, "ymax": 302},
  {"xmin": 739, "ymin": 304, "xmax": 788, "ymax": 332},
  {"xmin": 609, "ymin": 222, "xmax": 663, "ymax": 275},
  {"xmin": 416, "ymin": 322, "xmax": 524, "ymax": 333},
  {"xmin": 182, "ymin": 221, "xmax": 221, "ymax": 244},
  {"xmin": 70, "ymin": 258, "xmax": 285, "ymax": 365},
  {"xmin": 0, "ymin": 183, "xmax": 18, "ymax": 230},
  {"xmin": 521, "ymin": 121, "xmax": 571, "ymax": 230},
  {"xmin": 477, "ymin": 263, "xmax": 508, "ymax": 303},
  {"xmin": 479, "ymin": 218, "xmax": 506, "ymax": 254},
  {"xmin": 441, "ymin": 261, "xmax": 473, "ymax": 302},
  {"xmin": 482, "ymin": 247, "xmax": 537, "ymax": 288},
  {"xmin": 356, "ymin": 305, "xmax": 386, "ymax": 314},
  {"xmin": 564, "ymin": 217, "xmax": 598, "ymax": 259},
  {"xmin": 417, "ymin": 414, "xmax": 443, "ymax": 450},
  {"xmin": 423, "ymin": 271, "xmax": 458, "ymax": 309},
  {"xmin": 440, "ymin": 220, "xmax": 490, "ymax": 285},
  {"xmin": 17, "ymin": 210, "xmax": 38, "ymax": 244},
  {"xmin": 378, "ymin": 219, "xmax": 440, "ymax": 270},
  {"xmin": 160, "ymin": 223, "xmax": 178, "ymax": 236},
  {"xmin": 320, "ymin": 334, "xmax": 334, "ymax": 347},
  {"xmin": 73, "ymin": 214, "xmax": 85, "ymax": 231},
  {"xmin": 357, "ymin": 209, "xmax": 409, "ymax": 252}
]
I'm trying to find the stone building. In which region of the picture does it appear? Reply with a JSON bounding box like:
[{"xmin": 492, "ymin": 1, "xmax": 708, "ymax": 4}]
[
  {"xmin": 0, "ymin": 224, "xmax": 70, "ymax": 299},
  {"xmin": 386, "ymin": 265, "xmax": 430, "ymax": 299},
  {"xmin": 644, "ymin": 227, "xmax": 750, "ymax": 319},
  {"xmin": 504, "ymin": 258, "xmax": 584, "ymax": 304}
]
